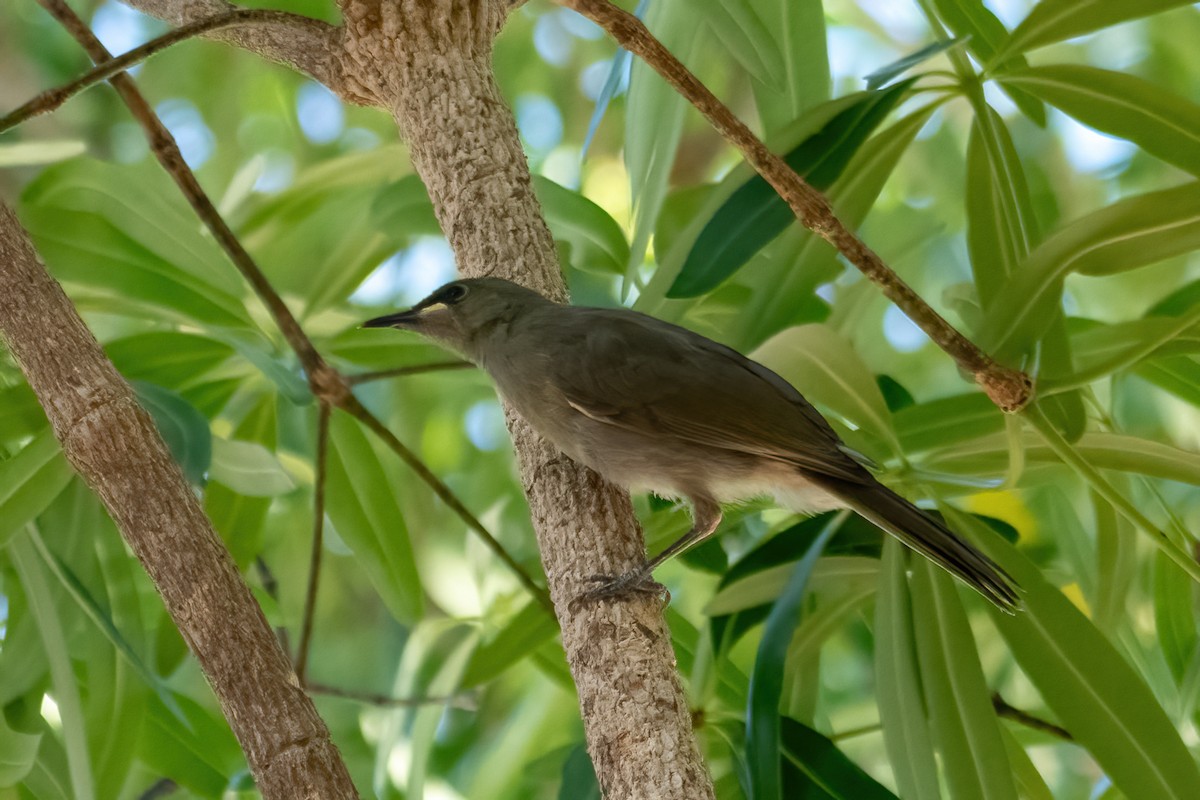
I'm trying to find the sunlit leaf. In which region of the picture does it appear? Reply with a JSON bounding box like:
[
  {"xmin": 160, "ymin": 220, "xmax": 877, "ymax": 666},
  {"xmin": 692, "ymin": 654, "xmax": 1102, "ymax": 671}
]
[
  {"xmin": 983, "ymin": 181, "xmax": 1200, "ymax": 361},
  {"xmin": 325, "ymin": 410, "xmax": 423, "ymax": 623},
  {"xmin": 998, "ymin": 0, "xmax": 1197, "ymax": 59},
  {"xmin": 0, "ymin": 430, "xmax": 73, "ymax": 549},
  {"xmin": 1000, "ymin": 65, "xmax": 1200, "ymax": 177},
  {"xmin": 533, "ymin": 176, "xmax": 629, "ymax": 275},
  {"xmin": 669, "ymin": 80, "xmax": 915, "ymax": 298}
]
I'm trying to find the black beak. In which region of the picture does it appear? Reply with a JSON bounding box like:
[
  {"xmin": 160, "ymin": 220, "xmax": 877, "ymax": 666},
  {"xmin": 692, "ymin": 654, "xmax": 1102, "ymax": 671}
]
[{"xmin": 362, "ymin": 308, "xmax": 421, "ymax": 329}]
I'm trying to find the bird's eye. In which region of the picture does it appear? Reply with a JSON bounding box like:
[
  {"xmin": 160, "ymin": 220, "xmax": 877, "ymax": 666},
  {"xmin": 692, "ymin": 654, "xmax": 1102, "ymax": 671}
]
[{"xmin": 440, "ymin": 284, "xmax": 468, "ymax": 304}]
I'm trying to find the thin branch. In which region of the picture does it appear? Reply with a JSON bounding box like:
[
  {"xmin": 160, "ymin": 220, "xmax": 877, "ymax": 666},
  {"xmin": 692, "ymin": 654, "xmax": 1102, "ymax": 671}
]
[
  {"xmin": 38, "ymin": 0, "xmax": 548, "ymax": 612},
  {"xmin": 557, "ymin": 0, "xmax": 1032, "ymax": 413},
  {"xmin": 296, "ymin": 402, "xmax": 331, "ymax": 683},
  {"xmin": 0, "ymin": 9, "xmax": 296, "ymax": 134},
  {"xmin": 992, "ymin": 693, "xmax": 1073, "ymax": 741},
  {"xmin": 304, "ymin": 680, "xmax": 476, "ymax": 709},
  {"xmin": 348, "ymin": 360, "xmax": 474, "ymax": 386}
]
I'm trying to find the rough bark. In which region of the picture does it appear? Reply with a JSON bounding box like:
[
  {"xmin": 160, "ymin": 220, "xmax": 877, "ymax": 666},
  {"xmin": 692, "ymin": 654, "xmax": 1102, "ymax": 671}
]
[
  {"xmin": 0, "ymin": 202, "xmax": 358, "ymax": 798},
  {"xmin": 334, "ymin": 2, "xmax": 715, "ymax": 797}
]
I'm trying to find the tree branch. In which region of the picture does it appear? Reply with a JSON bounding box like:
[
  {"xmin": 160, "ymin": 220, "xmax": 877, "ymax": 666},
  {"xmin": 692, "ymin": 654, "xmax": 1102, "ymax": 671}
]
[
  {"xmin": 557, "ymin": 0, "xmax": 1033, "ymax": 413},
  {"xmin": 116, "ymin": 0, "xmax": 343, "ymax": 90},
  {"xmin": 347, "ymin": 360, "xmax": 474, "ymax": 386},
  {"xmin": 296, "ymin": 402, "xmax": 331, "ymax": 684}
]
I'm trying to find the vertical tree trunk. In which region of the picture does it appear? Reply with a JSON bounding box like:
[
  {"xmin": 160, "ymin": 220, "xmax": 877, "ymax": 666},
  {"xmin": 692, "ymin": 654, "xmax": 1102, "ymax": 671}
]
[{"xmin": 336, "ymin": 1, "xmax": 714, "ymax": 796}]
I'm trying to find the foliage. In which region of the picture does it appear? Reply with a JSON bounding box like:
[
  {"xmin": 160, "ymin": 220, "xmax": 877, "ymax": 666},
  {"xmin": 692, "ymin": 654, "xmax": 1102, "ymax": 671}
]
[{"xmin": 2, "ymin": 0, "xmax": 1200, "ymax": 798}]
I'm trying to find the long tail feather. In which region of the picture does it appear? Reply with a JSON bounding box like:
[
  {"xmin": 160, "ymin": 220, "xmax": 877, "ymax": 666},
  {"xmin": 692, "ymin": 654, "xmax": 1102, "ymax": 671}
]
[{"xmin": 817, "ymin": 478, "xmax": 1020, "ymax": 611}]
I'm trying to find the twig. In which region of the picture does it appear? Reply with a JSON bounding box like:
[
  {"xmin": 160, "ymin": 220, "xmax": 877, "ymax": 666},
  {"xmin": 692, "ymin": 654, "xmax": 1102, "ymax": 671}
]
[
  {"xmin": 304, "ymin": 680, "xmax": 476, "ymax": 709},
  {"xmin": 348, "ymin": 360, "xmax": 474, "ymax": 385},
  {"xmin": 296, "ymin": 402, "xmax": 331, "ymax": 683},
  {"xmin": 992, "ymin": 693, "xmax": 1073, "ymax": 741},
  {"xmin": 37, "ymin": 0, "xmax": 549, "ymax": 612},
  {"xmin": 557, "ymin": 0, "xmax": 1032, "ymax": 413},
  {"xmin": 0, "ymin": 9, "xmax": 295, "ymax": 134}
]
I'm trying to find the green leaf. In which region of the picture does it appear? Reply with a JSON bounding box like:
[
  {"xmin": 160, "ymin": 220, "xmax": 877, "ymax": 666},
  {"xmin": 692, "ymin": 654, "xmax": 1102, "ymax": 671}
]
[
  {"xmin": 208, "ymin": 438, "xmax": 295, "ymax": 497},
  {"xmin": 26, "ymin": 528, "xmax": 186, "ymax": 731},
  {"xmin": 742, "ymin": 101, "xmax": 941, "ymax": 345},
  {"xmin": 626, "ymin": 0, "xmax": 702, "ymax": 268},
  {"xmin": 20, "ymin": 160, "xmax": 253, "ymax": 329},
  {"xmin": 1138, "ymin": 356, "xmax": 1200, "ymax": 407},
  {"xmin": 0, "ymin": 140, "xmax": 86, "ymax": 167},
  {"xmin": 746, "ymin": 516, "xmax": 837, "ymax": 800},
  {"xmin": 894, "ymin": 393, "xmax": 1004, "ymax": 455},
  {"xmin": 982, "ymin": 181, "xmax": 1200, "ymax": 361},
  {"xmin": 460, "ymin": 599, "xmax": 559, "ymax": 688},
  {"xmin": 925, "ymin": 430, "xmax": 1200, "ymax": 485},
  {"xmin": 131, "ymin": 381, "xmax": 213, "ymax": 486},
  {"xmin": 558, "ymin": 743, "xmax": 601, "ymax": 800},
  {"xmin": 693, "ymin": 0, "xmax": 785, "ymax": 87},
  {"xmin": 932, "ymin": 0, "xmax": 1046, "ymax": 124},
  {"xmin": 1000, "ymin": 65, "xmax": 1200, "ymax": 177},
  {"xmin": 10, "ymin": 534, "xmax": 95, "ymax": 800},
  {"xmin": 864, "ymin": 38, "xmax": 967, "ymax": 90},
  {"xmin": 139, "ymin": 690, "xmax": 243, "ymax": 797},
  {"xmin": 998, "ymin": 0, "xmax": 1197, "ymax": 60},
  {"xmin": 1154, "ymin": 552, "xmax": 1197, "ymax": 683},
  {"xmin": 753, "ymin": 324, "xmax": 897, "ymax": 450},
  {"xmin": 325, "ymin": 410, "xmax": 423, "ymax": 622},
  {"xmin": 875, "ymin": 539, "xmax": 941, "ymax": 800},
  {"xmin": 0, "ymin": 429, "xmax": 74, "ymax": 548},
  {"xmin": 779, "ymin": 718, "xmax": 898, "ymax": 800},
  {"xmin": 669, "ymin": 80, "xmax": 915, "ymax": 298},
  {"xmin": 945, "ymin": 508, "xmax": 1200, "ymax": 800},
  {"xmin": 910, "ymin": 558, "xmax": 1018, "ymax": 800},
  {"xmin": 0, "ymin": 708, "xmax": 41, "ymax": 786},
  {"xmin": 106, "ymin": 331, "xmax": 235, "ymax": 389},
  {"xmin": 367, "ymin": 173, "xmax": 442, "ymax": 237},
  {"xmin": 532, "ymin": 176, "xmax": 630, "ymax": 275},
  {"xmin": 747, "ymin": 0, "xmax": 831, "ymax": 135}
]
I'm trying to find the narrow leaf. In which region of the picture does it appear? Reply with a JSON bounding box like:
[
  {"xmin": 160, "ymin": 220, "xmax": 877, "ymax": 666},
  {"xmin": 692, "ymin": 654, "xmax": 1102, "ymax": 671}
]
[
  {"xmin": 865, "ymin": 38, "xmax": 967, "ymax": 91},
  {"xmin": 983, "ymin": 181, "xmax": 1200, "ymax": 360},
  {"xmin": 325, "ymin": 410, "xmax": 423, "ymax": 622},
  {"xmin": 746, "ymin": 516, "xmax": 838, "ymax": 799},
  {"xmin": 0, "ymin": 429, "xmax": 74, "ymax": 548},
  {"xmin": 999, "ymin": 0, "xmax": 1196, "ymax": 59},
  {"xmin": 1000, "ymin": 65, "xmax": 1200, "ymax": 177},
  {"xmin": 669, "ymin": 80, "xmax": 915, "ymax": 298}
]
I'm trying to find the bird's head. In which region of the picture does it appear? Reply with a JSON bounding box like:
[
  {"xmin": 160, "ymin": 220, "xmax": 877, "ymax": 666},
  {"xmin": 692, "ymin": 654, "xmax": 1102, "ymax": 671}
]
[{"xmin": 362, "ymin": 278, "xmax": 549, "ymax": 358}]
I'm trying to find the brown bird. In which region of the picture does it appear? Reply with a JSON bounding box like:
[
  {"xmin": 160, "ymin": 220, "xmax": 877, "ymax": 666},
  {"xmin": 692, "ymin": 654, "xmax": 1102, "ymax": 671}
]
[{"xmin": 365, "ymin": 278, "xmax": 1019, "ymax": 610}]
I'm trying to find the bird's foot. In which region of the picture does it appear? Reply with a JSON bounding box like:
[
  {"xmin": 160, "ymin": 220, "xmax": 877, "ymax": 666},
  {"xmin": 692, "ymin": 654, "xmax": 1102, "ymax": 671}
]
[{"xmin": 569, "ymin": 569, "xmax": 668, "ymax": 611}]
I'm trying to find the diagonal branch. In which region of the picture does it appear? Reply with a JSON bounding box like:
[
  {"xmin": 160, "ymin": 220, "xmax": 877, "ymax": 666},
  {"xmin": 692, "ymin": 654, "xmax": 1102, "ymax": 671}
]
[
  {"xmin": 37, "ymin": 0, "xmax": 549, "ymax": 613},
  {"xmin": 0, "ymin": 9, "xmax": 297, "ymax": 133},
  {"xmin": 558, "ymin": 0, "xmax": 1033, "ymax": 413},
  {"xmin": 347, "ymin": 360, "xmax": 474, "ymax": 386}
]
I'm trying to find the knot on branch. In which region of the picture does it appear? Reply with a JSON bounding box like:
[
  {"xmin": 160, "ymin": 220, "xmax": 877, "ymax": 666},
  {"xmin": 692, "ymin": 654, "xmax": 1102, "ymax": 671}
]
[
  {"xmin": 308, "ymin": 363, "xmax": 351, "ymax": 408},
  {"xmin": 977, "ymin": 364, "xmax": 1034, "ymax": 413}
]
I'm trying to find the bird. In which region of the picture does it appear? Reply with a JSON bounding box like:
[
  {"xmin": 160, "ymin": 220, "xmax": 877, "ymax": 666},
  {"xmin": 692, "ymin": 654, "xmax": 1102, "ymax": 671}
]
[{"xmin": 363, "ymin": 277, "xmax": 1019, "ymax": 611}]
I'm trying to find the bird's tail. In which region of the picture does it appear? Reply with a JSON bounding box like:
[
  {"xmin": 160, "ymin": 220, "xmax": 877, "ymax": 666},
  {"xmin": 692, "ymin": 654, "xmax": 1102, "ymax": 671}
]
[{"xmin": 818, "ymin": 478, "xmax": 1020, "ymax": 611}]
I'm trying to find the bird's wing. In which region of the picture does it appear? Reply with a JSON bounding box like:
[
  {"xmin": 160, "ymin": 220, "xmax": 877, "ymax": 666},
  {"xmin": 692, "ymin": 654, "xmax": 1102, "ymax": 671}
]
[{"xmin": 544, "ymin": 308, "xmax": 871, "ymax": 485}]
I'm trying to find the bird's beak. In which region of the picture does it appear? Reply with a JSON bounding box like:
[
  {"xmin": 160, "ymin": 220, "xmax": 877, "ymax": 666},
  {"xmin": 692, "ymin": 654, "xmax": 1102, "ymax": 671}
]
[{"xmin": 362, "ymin": 307, "xmax": 424, "ymax": 329}]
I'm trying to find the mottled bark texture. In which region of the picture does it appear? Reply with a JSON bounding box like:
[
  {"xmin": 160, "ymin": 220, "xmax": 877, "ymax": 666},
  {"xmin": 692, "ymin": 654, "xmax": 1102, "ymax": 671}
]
[
  {"xmin": 334, "ymin": 1, "xmax": 715, "ymax": 797},
  {"xmin": 0, "ymin": 202, "xmax": 358, "ymax": 798}
]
